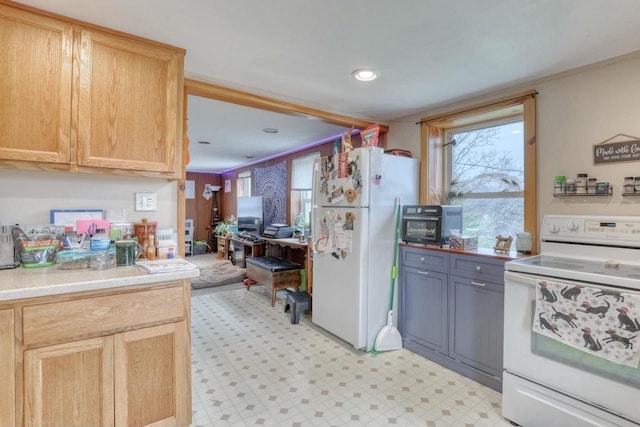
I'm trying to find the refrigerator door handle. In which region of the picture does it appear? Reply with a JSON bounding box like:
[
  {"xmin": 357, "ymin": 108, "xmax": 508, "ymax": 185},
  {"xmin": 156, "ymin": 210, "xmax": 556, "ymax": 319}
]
[{"xmin": 310, "ymin": 159, "xmax": 319, "ymax": 253}]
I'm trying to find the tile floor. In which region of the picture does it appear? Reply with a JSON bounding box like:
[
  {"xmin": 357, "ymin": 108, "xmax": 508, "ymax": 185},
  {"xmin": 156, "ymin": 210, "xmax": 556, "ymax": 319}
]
[{"xmin": 190, "ymin": 285, "xmax": 514, "ymax": 427}]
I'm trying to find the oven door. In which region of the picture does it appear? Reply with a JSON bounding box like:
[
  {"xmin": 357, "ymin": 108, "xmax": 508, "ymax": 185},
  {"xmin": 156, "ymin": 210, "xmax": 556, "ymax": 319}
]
[
  {"xmin": 402, "ymin": 217, "xmax": 440, "ymax": 245},
  {"xmin": 503, "ymin": 270, "xmax": 640, "ymax": 426}
]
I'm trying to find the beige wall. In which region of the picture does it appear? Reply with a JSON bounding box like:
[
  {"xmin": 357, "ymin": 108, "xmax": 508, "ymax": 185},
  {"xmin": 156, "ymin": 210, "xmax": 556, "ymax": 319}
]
[
  {"xmin": 0, "ymin": 169, "xmax": 178, "ymax": 229},
  {"xmin": 387, "ymin": 51, "xmax": 640, "ymax": 230},
  {"xmin": 4, "ymin": 51, "xmax": 640, "ymax": 234}
]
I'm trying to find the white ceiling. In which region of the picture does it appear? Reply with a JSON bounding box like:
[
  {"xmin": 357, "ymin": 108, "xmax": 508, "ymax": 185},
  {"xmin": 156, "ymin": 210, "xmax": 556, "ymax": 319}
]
[{"xmin": 17, "ymin": 0, "xmax": 640, "ymax": 173}]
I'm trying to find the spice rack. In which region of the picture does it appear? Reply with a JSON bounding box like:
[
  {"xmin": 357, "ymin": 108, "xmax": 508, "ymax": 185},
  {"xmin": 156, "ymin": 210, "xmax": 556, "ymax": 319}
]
[
  {"xmin": 622, "ymin": 192, "xmax": 640, "ymax": 197},
  {"xmin": 553, "ymin": 186, "xmax": 613, "ymax": 197}
]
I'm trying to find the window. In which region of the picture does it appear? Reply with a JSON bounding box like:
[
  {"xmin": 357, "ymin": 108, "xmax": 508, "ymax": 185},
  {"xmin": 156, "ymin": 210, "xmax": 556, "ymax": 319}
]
[
  {"xmin": 420, "ymin": 90, "xmax": 537, "ymax": 250},
  {"xmin": 291, "ymin": 153, "xmax": 320, "ymax": 230},
  {"xmin": 445, "ymin": 118, "xmax": 524, "ymax": 248},
  {"xmin": 237, "ymin": 170, "xmax": 251, "ymax": 197}
]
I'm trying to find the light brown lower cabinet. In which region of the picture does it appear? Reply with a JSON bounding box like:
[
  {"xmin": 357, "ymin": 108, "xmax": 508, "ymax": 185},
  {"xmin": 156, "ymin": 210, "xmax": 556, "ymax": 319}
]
[
  {"xmin": 0, "ymin": 309, "xmax": 16, "ymax": 427},
  {"xmin": 7, "ymin": 280, "xmax": 191, "ymax": 427}
]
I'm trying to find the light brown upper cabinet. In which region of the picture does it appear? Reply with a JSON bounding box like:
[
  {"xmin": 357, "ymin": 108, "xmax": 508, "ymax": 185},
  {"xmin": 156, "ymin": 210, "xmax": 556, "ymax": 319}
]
[
  {"xmin": 0, "ymin": 4, "xmax": 73, "ymax": 165},
  {"xmin": 76, "ymin": 29, "xmax": 183, "ymax": 176},
  {"xmin": 0, "ymin": 2, "xmax": 185, "ymax": 178}
]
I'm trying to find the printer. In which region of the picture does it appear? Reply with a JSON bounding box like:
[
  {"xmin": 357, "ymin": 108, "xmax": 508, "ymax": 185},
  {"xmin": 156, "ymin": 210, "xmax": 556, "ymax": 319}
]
[{"xmin": 262, "ymin": 223, "xmax": 294, "ymax": 239}]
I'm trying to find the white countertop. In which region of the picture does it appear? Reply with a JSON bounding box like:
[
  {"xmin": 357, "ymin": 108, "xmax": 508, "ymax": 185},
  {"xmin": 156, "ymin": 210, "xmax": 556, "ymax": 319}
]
[{"xmin": 0, "ymin": 260, "xmax": 199, "ymax": 302}]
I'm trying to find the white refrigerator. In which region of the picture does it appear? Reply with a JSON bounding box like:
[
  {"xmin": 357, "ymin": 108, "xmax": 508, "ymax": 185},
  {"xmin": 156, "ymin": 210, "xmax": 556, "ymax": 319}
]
[{"xmin": 311, "ymin": 147, "xmax": 418, "ymax": 351}]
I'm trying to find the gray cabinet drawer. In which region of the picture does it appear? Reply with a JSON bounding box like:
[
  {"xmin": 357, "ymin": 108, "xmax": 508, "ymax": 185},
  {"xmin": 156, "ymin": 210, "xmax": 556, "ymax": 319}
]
[
  {"xmin": 450, "ymin": 253, "xmax": 505, "ymax": 284},
  {"xmin": 400, "ymin": 246, "xmax": 448, "ymax": 273}
]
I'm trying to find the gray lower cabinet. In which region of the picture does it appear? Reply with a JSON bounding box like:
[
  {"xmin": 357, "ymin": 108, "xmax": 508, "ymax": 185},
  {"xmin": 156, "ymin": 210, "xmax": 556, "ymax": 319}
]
[
  {"xmin": 399, "ymin": 245, "xmax": 506, "ymax": 392},
  {"xmin": 401, "ymin": 266, "xmax": 448, "ymax": 355},
  {"xmin": 448, "ymin": 274, "xmax": 504, "ymax": 380}
]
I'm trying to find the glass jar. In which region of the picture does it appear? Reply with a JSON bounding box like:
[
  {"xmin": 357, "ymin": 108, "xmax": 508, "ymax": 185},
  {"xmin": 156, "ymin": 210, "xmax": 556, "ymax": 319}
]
[
  {"xmin": 554, "ymin": 176, "xmax": 566, "ymax": 194},
  {"xmin": 624, "ymin": 177, "xmax": 635, "ymax": 194},
  {"xmin": 635, "ymin": 177, "xmax": 640, "ymax": 193},
  {"xmin": 576, "ymin": 173, "xmax": 588, "ymax": 194},
  {"xmin": 587, "ymin": 178, "xmax": 597, "ymax": 194},
  {"xmin": 564, "ymin": 178, "xmax": 576, "ymax": 195},
  {"xmin": 90, "ymin": 250, "xmax": 112, "ymax": 270}
]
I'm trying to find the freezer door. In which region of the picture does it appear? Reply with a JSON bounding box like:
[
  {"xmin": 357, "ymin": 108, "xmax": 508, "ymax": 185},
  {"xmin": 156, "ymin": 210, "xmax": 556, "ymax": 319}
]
[
  {"xmin": 312, "ymin": 206, "xmax": 368, "ymax": 350},
  {"xmin": 313, "ymin": 148, "xmax": 370, "ymax": 208}
]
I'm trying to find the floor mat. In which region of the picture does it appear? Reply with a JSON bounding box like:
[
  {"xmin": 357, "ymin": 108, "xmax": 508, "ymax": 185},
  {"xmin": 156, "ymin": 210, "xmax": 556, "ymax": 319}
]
[{"xmin": 191, "ymin": 260, "xmax": 247, "ymax": 289}]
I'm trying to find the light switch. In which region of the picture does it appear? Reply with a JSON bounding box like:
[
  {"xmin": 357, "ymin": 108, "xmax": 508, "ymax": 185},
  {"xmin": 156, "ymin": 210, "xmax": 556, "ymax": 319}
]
[{"xmin": 135, "ymin": 192, "xmax": 157, "ymax": 212}]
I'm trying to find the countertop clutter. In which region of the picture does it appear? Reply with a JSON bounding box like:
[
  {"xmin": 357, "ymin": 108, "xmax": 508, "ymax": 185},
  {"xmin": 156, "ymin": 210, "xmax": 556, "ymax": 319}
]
[{"xmin": 0, "ymin": 260, "xmax": 198, "ymax": 302}]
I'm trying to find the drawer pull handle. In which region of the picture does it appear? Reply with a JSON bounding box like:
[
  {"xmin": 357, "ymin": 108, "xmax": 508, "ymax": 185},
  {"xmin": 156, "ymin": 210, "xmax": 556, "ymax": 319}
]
[
  {"xmin": 475, "ymin": 265, "xmax": 482, "ymax": 271},
  {"xmin": 472, "ymin": 281, "xmax": 486, "ymax": 287},
  {"xmin": 420, "ymin": 257, "xmax": 425, "ymax": 262},
  {"xmin": 417, "ymin": 270, "xmax": 429, "ymax": 275}
]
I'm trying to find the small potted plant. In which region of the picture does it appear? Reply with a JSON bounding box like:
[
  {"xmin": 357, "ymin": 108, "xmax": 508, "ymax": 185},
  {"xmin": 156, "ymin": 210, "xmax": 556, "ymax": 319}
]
[{"xmin": 214, "ymin": 215, "xmax": 238, "ymax": 237}]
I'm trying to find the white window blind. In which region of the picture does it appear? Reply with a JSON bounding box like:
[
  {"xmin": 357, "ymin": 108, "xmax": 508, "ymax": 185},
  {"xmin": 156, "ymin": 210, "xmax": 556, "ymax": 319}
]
[{"xmin": 291, "ymin": 153, "xmax": 319, "ymax": 190}]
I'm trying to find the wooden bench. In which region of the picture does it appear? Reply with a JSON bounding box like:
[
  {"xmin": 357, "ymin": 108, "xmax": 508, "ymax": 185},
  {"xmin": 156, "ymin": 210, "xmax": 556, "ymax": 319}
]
[{"xmin": 245, "ymin": 256, "xmax": 301, "ymax": 306}]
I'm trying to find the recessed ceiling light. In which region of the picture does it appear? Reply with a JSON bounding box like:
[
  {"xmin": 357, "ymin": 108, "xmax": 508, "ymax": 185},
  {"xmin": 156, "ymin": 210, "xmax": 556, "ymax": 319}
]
[
  {"xmin": 351, "ymin": 69, "xmax": 378, "ymax": 82},
  {"xmin": 262, "ymin": 128, "xmax": 278, "ymax": 134},
  {"xmin": 197, "ymin": 140, "xmax": 210, "ymax": 144}
]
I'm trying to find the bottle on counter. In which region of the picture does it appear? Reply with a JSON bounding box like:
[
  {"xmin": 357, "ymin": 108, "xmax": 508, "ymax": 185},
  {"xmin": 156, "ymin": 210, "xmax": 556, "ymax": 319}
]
[
  {"xmin": 147, "ymin": 234, "xmax": 156, "ymax": 260},
  {"xmin": 90, "ymin": 229, "xmax": 111, "ymax": 251},
  {"xmin": 90, "ymin": 228, "xmax": 113, "ymax": 270}
]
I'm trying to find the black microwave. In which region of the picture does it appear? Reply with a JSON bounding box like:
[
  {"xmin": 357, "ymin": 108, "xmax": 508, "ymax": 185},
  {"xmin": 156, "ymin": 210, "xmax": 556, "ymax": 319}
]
[{"xmin": 401, "ymin": 205, "xmax": 463, "ymax": 246}]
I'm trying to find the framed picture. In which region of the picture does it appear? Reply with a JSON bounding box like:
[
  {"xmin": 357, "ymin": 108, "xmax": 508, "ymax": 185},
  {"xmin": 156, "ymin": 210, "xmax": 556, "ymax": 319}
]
[
  {"xmin": 224, "ymin": 179, "xmax": 231, "ymax": 193},
  {"xmin": 494, "ymin": 235, "xmax": 513, "ymax": 253}
]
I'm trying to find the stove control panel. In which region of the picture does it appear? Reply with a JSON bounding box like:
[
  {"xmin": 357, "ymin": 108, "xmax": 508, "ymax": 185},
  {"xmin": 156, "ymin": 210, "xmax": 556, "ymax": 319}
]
[{"xmin": 541, "ymin": 214, "xmax": 640, "ymax": 247}]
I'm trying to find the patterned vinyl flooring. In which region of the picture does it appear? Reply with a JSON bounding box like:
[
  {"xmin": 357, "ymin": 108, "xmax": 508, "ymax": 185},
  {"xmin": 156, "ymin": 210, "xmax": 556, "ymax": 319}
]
[{"xmin": 190, "ymin": 285, "xmax": 513, "ymax": 427}]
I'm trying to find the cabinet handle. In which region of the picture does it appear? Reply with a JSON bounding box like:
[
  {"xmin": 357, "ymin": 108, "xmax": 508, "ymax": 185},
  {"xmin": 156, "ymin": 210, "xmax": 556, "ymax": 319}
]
[
  {"xmin": 420, "ymin": 257, "xmax": 425, "ymax": 262},
  {"xmin": 417, "ymin": 270, "xmax": 429, "ymax": 275},
  {"xmin": 472, "ymin": 281, "xmax": 486, "ymax": 287},
  {"xmin": 475, "ymin": 265, "xmax": 482, "ymax": 271}
]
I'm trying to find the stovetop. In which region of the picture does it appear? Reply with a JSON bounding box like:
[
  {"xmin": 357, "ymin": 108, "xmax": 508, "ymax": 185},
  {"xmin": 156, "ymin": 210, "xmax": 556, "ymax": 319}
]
[{"xmin": 506, "ymin": 255, "xmax": 640, "ymax": 290}]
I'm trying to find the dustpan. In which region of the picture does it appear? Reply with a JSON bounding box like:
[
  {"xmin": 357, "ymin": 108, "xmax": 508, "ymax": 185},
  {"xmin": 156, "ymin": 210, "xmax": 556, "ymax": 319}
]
[{"xmin": 371, "ymin": 198, "xmax": 403, "ymax": 353}]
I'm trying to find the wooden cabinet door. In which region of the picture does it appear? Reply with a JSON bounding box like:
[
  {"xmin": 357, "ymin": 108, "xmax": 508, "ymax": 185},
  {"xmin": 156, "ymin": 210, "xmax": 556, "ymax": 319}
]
[
  {"xmin": 24, "ymin": 336, "xmax": 114, "ymax": 427},
  {"xmin": 76, "ymin": 29, "xmax": 181, "ymax": 174},
  {"xmin": 0, "ymin": 5, "xmax": 72, "ymax": 164},
  {"xmin": 0, "ymin": 309, "xmax": 15, "ymax": 427},
  {"xmin": 400, "ymin": 266, "xmax": 449, "ymax": 354},
  {"xmin": 114, "ymin": 322, "xmax": 190, "ymax": 427},
  {"xmin": 448, "ymin": 274, "xmax": 504, "ymax": 378}
]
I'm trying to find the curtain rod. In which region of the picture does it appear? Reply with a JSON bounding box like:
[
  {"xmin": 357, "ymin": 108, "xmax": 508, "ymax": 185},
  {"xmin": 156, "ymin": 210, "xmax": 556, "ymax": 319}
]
[{"xmin": 415, "ymin": 91, "xmax": 538, "ymax": 126}]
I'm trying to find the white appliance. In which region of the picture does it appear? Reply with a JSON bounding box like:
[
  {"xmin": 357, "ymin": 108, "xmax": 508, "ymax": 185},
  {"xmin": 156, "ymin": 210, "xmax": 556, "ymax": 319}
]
[
  {"xmin": 311, "ymin": 147, "xmax": 418, "ymax": 351},
  {"xmin": 503, "ymin": 214, "xmax": 640, "ymax": 427}
]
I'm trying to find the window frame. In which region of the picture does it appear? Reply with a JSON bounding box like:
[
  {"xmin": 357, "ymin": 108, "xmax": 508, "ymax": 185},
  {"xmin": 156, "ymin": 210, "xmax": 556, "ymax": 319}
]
[
  {"xmin": 237, "ymin": 170, "xmax": 252, "ymax": 197},
  {"xmin": 419, "ymin": 90, "xmax": 537, "ymax": 251}
]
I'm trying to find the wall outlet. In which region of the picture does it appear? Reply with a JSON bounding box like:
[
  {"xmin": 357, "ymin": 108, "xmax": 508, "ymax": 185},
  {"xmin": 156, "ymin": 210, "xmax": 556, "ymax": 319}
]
[{"xmin": 135, "ymin": 192, "xmax": 157, "ymax": 212}]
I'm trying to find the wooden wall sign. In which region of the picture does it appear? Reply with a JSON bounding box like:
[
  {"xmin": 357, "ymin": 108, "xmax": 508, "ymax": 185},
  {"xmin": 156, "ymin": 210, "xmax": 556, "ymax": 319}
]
[{"xmin": 593, "ymin": 140, "xmax": 640, "ymax": 165}]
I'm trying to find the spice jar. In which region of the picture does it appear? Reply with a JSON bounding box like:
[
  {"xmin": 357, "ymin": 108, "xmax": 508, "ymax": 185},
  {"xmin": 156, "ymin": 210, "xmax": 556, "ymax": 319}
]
[
  {"xmin": 624, "ymin": 177, "xmax": 635, "ymax": 194},
  {"xmin": 564, "ymin": 178, "xmax": 576, "ymax": 195},
  {"xmin": 635, "ymin": 177, "xmax": 640, "ymax": 193},
  {"xmin": 576, "ymin": 173, "xmax": 588, "ymax": 194},
  {"xmin": 554, "ymin": 176, "xmax": 566, "ymax": 195},
  {"xmin": 587, "ymin": 178, "xmax": 597, "ymax": 194}
]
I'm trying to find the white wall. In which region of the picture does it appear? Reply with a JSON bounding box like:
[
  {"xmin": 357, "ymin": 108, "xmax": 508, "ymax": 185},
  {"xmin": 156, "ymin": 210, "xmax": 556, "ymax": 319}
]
[
  {"xmin": 0, "ymin": 169, "xmax": 178, "ymax": 229},
  {"xmin": 387, "ymin": 51, "xmax": 640, "ymax": 226}
]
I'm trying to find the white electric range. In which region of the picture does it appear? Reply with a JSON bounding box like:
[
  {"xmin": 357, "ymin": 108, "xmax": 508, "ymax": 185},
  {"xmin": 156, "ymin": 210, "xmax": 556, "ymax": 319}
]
[{"xmin": 503, "ymin": 215, "xmax": 640, "ymax": 427}]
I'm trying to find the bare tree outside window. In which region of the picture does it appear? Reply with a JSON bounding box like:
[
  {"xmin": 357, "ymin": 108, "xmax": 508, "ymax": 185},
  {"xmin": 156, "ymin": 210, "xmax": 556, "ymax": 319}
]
[{"xmin": 446, "ymin": 120, "xmax": 524, "ymax": 248}]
